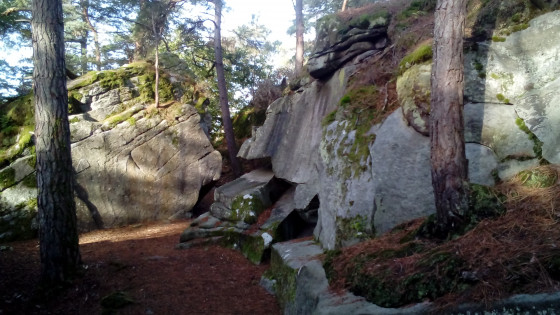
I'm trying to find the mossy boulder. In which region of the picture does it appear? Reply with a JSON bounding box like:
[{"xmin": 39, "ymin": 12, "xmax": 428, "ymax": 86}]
[{"xmin": 397, "ymin": 63, "xmax": 431, "ymax": 136}]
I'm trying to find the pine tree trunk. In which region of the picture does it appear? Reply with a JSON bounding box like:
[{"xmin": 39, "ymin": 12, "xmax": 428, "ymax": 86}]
[
  {"xmin": 81, "ymin": 0, "xmax": 101, "ymax": 71},
  {"xmin": 152, "ymin": 11, "xmax": 160, "ymax": 108},
  {"xmin": 214, "ymin": 0, "xmax": 241, "ymax": 177},
  {"xmin": 295, "ymin": 0, "xmax": 304, "ymax": 76},
  {"xmin": 80, "ymin": 38, "xmax": 88, "ymax": 75},
  {"xmin": 430, "ymin": 0, "xmax": 469, "ymax": 234},
  {"xmin": 31, "ymin": 0, "xmax": 82, "ymax": 284},
  {"xmin": 341, "ymin": 0, "xmax": 349, "ymax": 11}
]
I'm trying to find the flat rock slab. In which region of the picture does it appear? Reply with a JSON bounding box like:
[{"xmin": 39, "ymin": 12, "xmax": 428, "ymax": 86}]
[{"xmin": 213, "ymin": 168, "xmax": 275, "ymax": 209}]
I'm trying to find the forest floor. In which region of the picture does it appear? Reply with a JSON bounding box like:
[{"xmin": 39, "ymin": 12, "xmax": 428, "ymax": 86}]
[{"xmin": 0, "ymin": 219, "xmax": 281, "ymax": 314}]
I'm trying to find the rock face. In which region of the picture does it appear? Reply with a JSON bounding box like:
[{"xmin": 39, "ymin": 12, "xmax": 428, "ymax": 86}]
[
  {"xmin": 307, "ymin": 11, "xmax": 390, "ymax": 79},
  {"xmin": 464, "ymin": 10, "xmax": 560, "ymax": 164},
  {"xmin": 239, "ymin": 67, "xmax": 351, "ymax": 205},
  {"xmin": 0, "ymin": 62, "xmax": 221, "ymax": 240},
  {"xmin": 237, "ymin": 10, "xmax": 560, "ymax": 251},
  {"xmin": 178, "ymin": 169, "xmax": 316, "ymax": 264}
]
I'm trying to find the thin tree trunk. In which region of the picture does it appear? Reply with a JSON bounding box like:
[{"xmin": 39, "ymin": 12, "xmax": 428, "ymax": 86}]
[
  {"xmin": 81, "ymin": 0, "xmax": 101, "ymax": 71},
  {"xmin": 341, "ymin": 0, "xmax": 349, "ymax": 11},
  {"xmin": 152, "ymin": 11, "xmax": 160, "ymax": 108},
  {"xmin": 31, "ymin": 0, "xmax": 81, "ymax": 284},
  {"xmin": 79, "ymin": 38, "xmax": 88, "ymax": 75},
  {"xmin": 294, "ymin": 0, "xmax": 304, "ymax": 76},
  {"xmin": 430, "ymin": 0, "xmax": 468, "ymax": 234},
  {"xmin": 214, "ymin": 0, "xmax": 242, "ymax": 177}
]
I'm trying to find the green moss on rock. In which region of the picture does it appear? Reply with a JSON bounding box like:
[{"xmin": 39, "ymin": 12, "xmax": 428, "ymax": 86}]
[
  {"xmin": 230, "ymin": 193, "xmax": 266, "ymax": 224},
  {"xmin": 398, "ymin": 44, "xmax": 432, "ymax": 75},
  {"xmin": 0, "ymin": 167, "xmax": 16, "ymax": 191}
]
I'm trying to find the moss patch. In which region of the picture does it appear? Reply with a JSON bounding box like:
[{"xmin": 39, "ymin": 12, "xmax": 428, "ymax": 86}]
[
  {"xmin": 515, "ymin": 117, "xmax": 546, "ymax": 163},
  {"xmin": 398, "ymin": 44, "xmax": 432, "ymax": 75},
  {"xmin": 335, "ymin": 215, "xmax": 373, "ymax": 247},
  {"xmin": 232, "ymin": 106, "xmax": 267, "ymax": 140},
  {"xmin": 230, "ymin": 193, "xmax": 266, "ymax": 225}
]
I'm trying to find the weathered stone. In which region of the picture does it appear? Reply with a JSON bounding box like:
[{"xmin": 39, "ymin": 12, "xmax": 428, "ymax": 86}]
[
  {"xmin": 397, "ymin": 63, "xmax": 431, "ymax": 136},
  {"xmin": 314, "ymin": 118, "xmax": 376, "ymax": 250},
  {"xmin": 464, "ymin": 103, "xmax": 534, "ymax": 161},
  {"xmin": 239, "ymin": 67, "xmax": 350, "ymax": 189},
  {"xmin": 10, "ymin": 156, "xmax": 34, "ymax": 182},
  {"xmin": 466, "ymin": 143, "xmax": 498, "ymax": 186},
  {"xmin": 213, "ymin": 169, "xmax": 274, "ymax": 208},
  {"xmin": 308, "ymin": 11, "xmax": 389, "ymax": 79},
  {"xmin": 464, "ymin": 11, "xmax": 560, "ymax": 104},
  {"xmin": 266, "ymin": 239, "xmax": 429, "ymax": 315},
  {"xmin": 369, "ymin": 110, "xmax": 435, "ymax": 236},
  {"xmin": 498, "ymin": 159, "xmax": 541, "ymax": 180},
  {"xmin": 71, "ymin": 103, "xmax": 221, "ymax": 231},
  {"xmin": 515, "ymin": 76, "xmax": 560, "ymax": 164}
]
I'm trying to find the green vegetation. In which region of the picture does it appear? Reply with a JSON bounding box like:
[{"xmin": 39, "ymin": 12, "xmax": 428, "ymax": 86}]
[
  {"xmin": 232, "ymin": 106, "xmax": 267, "ymax": 140},
  {"xmin": 398, "ymin": 44, "xmax": 432, "ymax": 75},
  {"xmin": 415, "ymin": 184, "xmax": 505, "ymax": 239},
  {"xmin": 516, "ymin": 117, "xmax": 546, "ymax": 163},
  {"xmin": 336, "ymin": 215, "xmax": 372, "ymax": 247},
  {"xmin": 336, "ymin": 248, "xmax": 468, "ymax": 308},
  {"xmin": 230, "ymin": 193, "xmax": 266, "ymax": 225},
  {"xmin": 516, "ymin": 168, "xmax": 557, "ymax": 188},
  {"xmin": 492, "ymin": 36, "xmax": 506, "ymax": 42},
  {"xmin": 398, "ymin": 0, "xmax": 436, "ymax": 19},
  {"xmin": 0, "ymin": 167, "xmax": 16, "ymax": 191}
]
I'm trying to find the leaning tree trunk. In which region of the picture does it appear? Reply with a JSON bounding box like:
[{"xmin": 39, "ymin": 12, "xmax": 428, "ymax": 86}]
[
  {"xmin": 31, "ymin": 0, "xmax": 82, "ymax": 284},
  {"xmin": 294, "ymin": 0, "xmax": 304, "ymax": 76},
  {"xmin": 81, "ymin": 0, "xmax": 101, "ymax": 71},
  {"xmin": 214, "ymin": 0, "xmax": 242, "ymax": 177},
  {"xmin": 429, "ymin": 0, "xmax": 469, "ymax": 235}
]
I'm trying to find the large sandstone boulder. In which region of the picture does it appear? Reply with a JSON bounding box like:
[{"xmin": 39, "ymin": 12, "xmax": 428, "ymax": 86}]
[{"xmin": 0, "ymin": 62, "xmax": 222, "ymax": 240}]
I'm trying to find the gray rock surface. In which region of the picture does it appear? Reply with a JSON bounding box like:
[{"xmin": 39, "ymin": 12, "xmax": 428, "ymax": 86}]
[
  {"xmin": 72, "ymin": 103, "xmax": 221, "ymax": 230},
  {"xmin": 307, "ymin": 12, "xmax": 389, "ymax": 79},
  {"xmin": 369, "ymin": 110, "xmax": 435, "ymax": 235},
  {"xmin": 464, "ymin": 103, "xmax": 534, "ymax": 161},
  {"xmin": 239, "ymin": 67, "xmax": 350, "ymax": 192},
  {"xmin": 464, "ymin": 11, "xmax": 560, "ymax": 104},
  {"xmin": 314, "ymin": 119, "xmax": 376, "ymax": 250}
]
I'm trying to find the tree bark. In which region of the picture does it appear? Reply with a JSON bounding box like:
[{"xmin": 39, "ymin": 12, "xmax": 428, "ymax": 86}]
[
  {"xmin": 430, "ymin": 0, "xmax": 469, "ymax": 235},
  {"xmin": 79, "ymin": 38, "xmax": 88, "ymax": 75},
  {"xmin": 341, "ymin": 0, "xmax": 349, "ymax": 11},
  {"xmin": 214, "ymin": 0, "xmax": 242, "ymax": 177},
  {"xmin": 152, "ymin": 11, "xmax": 160, "ymax": 108},
  {"xmin": 31, "ymin": 0, "xmax": 81, "ymax": 284},
  {"xmin": 81, "ymin": 0, "xmax": 101, "ymax": 71},
  {"xmin": 294, "ymin": 0, "xmax": 304, "ymax": 76}
]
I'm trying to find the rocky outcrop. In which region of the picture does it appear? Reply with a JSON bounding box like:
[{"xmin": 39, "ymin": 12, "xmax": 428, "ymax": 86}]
[
  {"xmin": 0, "ymin": 62, "xmax": 221, "ymax": 240},
  {"xmin": 239, "ymin": 67, "xmax": 351, "ymax": 208},
  {"xmin": 307, "ymin": 11, "xmax": 389, "ymax": 79},
  {"xmin": 238, "ymin": 10, "xmax": 560, "ymax": 252},
  {"xmin": 464, "ymin": 10, "xmax": 560, "ymax": 164},
  {"xmin": 178, "ymin": 169, "xmax": 317, "ymax": 264}
]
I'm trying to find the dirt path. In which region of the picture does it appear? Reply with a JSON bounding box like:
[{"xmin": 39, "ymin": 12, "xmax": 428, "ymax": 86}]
[{"xmin": 0, "ymin": 220, "xmax": 281, "ymax": 314}]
